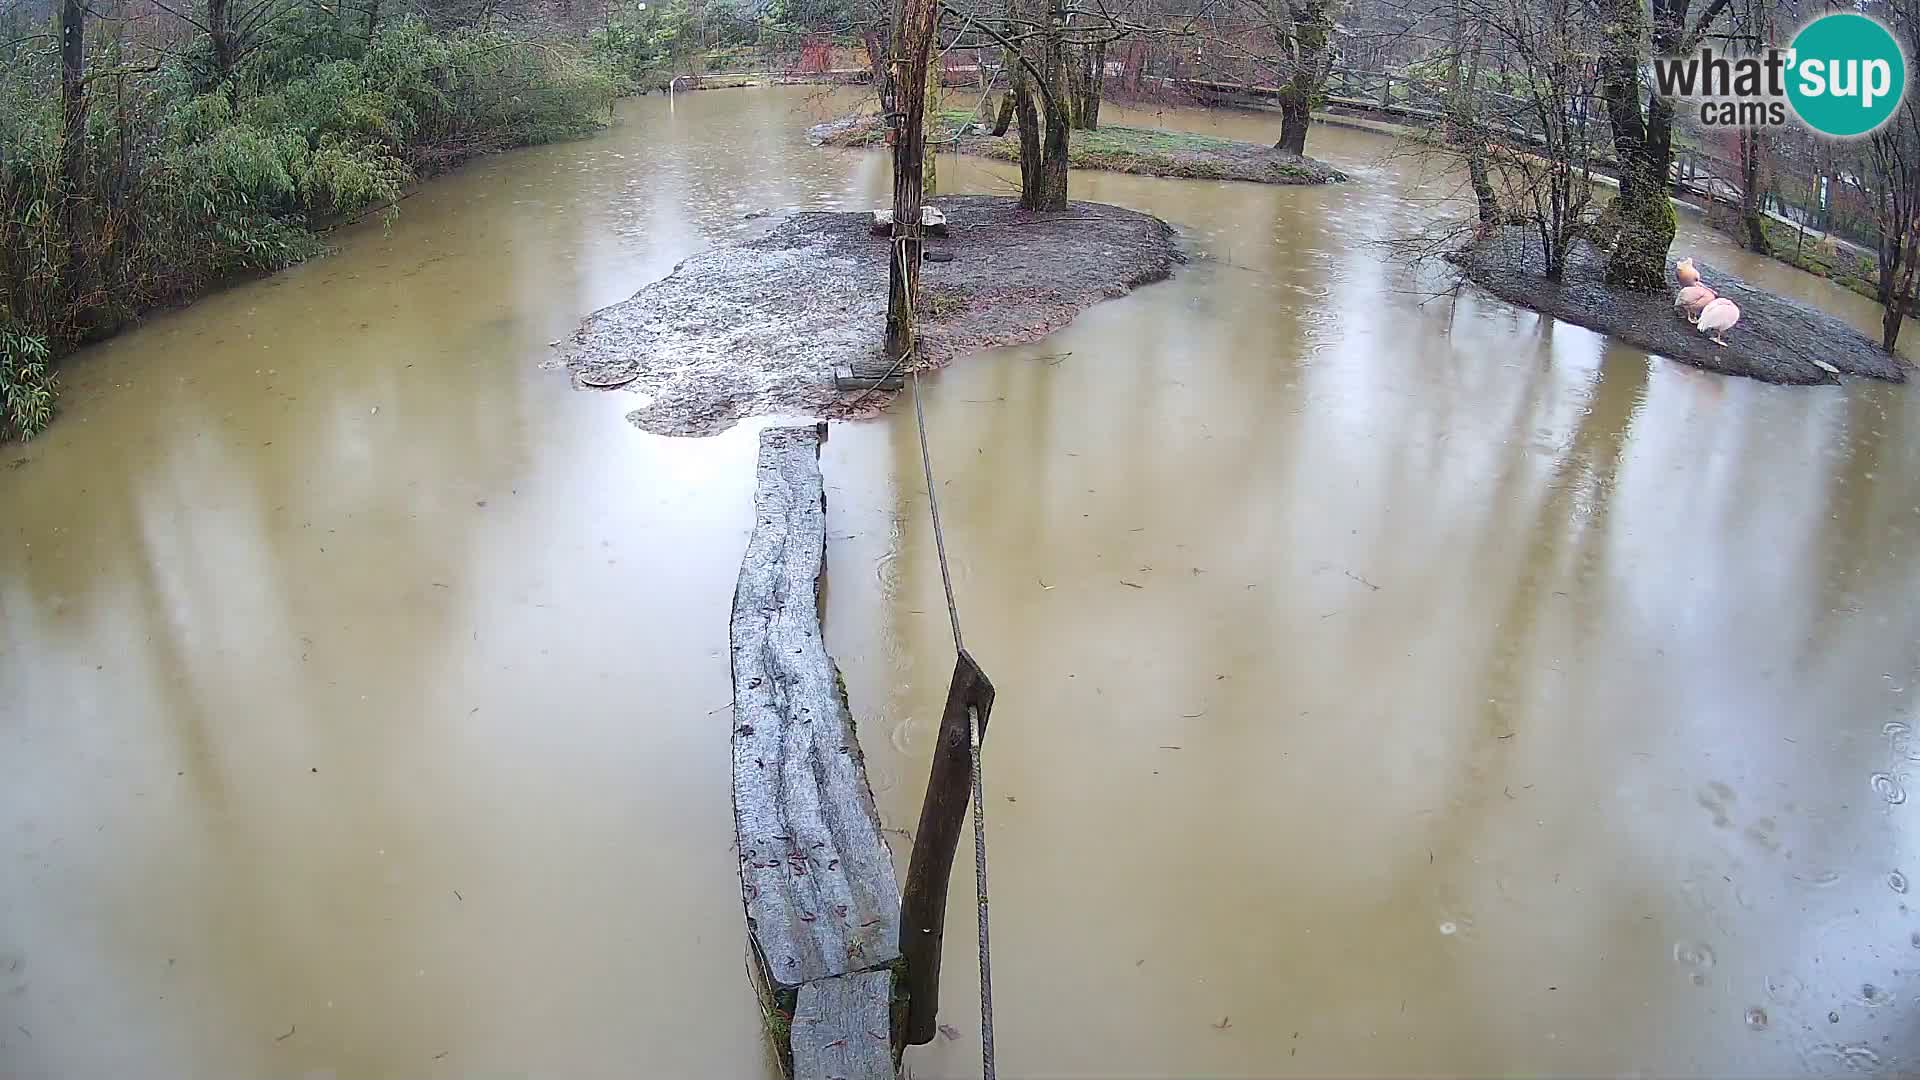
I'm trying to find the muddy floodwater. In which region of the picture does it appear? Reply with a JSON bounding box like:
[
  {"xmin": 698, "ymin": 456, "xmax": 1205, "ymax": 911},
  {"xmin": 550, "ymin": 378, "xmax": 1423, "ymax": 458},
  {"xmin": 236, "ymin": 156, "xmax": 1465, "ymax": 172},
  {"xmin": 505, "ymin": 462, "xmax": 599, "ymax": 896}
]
[{"xmin": 4, "ymin": 86, "xmax": 1918, "ymax": 1078}]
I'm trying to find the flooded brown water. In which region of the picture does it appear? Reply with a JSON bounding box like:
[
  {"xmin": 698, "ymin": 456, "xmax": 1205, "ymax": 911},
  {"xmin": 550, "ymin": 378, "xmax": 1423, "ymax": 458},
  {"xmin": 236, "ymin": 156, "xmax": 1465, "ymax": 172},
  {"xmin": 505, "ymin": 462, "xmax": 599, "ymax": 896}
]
[{"xmin": 3, "ymin": 86, "xmax": 1918, "ymax": 1078}]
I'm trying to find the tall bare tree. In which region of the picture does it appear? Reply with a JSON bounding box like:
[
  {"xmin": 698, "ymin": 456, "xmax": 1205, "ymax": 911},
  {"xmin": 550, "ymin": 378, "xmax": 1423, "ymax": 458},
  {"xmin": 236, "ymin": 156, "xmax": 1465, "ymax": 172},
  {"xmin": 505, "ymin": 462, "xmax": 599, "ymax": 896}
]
[
  {"xmin": 886, "ymin": 0, "xmax": 939, "ymax": 358},
  {"xmin": 1867, "ymin": 0, "xmax": 1920, "ymax": 350},
  {"xmin": 1594, "ymin": 0, "xmax": 1734, "ymax": 290}
]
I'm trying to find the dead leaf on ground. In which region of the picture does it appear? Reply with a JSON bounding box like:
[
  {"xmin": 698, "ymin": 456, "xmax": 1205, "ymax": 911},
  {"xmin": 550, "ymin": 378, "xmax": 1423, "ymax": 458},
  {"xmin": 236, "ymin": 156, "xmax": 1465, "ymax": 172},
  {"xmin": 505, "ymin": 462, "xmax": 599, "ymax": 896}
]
[{"xmin": 938, "ymin": 1024, "xmax": 962, "ymax": 1041}]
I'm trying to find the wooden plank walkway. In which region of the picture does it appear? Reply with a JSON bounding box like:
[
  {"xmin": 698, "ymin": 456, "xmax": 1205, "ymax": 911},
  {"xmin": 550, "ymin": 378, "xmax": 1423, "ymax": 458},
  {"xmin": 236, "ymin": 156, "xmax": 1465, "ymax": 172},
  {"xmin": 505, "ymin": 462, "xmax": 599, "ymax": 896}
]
[{"xmin": 731, "ymin": 424, "xmax": 901, "ymax": 1079}]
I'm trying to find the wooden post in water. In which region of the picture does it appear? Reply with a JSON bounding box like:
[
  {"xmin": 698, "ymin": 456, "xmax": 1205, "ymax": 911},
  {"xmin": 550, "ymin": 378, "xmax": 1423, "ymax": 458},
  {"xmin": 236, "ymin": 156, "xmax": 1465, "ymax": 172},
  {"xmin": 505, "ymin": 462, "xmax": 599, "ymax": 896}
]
[
  {"xmin": 899, "ymin": 651, "xmax": 995, "ymax": 1045},
  {"xmin": 885, "ymin": 0, "xmax": 939, "ymax": 362}
]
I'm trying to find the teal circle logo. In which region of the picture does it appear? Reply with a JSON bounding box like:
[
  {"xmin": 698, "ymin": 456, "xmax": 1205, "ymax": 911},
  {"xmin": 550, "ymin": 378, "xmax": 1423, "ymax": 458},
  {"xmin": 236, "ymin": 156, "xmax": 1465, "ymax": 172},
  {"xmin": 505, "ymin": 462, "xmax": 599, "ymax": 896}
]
[{"xmin": 1787, "ymin": 13, "xmax": 1906, "ymax": 137}]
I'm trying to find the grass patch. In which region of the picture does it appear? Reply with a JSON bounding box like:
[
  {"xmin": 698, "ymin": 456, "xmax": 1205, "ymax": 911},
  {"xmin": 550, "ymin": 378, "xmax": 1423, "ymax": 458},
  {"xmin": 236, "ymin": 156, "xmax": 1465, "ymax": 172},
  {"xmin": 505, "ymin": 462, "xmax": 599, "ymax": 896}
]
[
  {"xmin": 1758, "ymin": 219, "xmax": 1880, "ymax": 302},
  {"xmin": 816, "ymin": 109, "xmax": 1341, "ymax": 184}
]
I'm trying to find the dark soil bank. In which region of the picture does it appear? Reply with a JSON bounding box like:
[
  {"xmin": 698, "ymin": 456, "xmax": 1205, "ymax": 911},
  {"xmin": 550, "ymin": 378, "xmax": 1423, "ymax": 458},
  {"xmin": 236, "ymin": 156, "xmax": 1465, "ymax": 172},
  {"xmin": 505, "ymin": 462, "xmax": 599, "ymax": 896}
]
[
  {"xmin": 553, "ymin": 195, "xmax": 1178, "ymax": 435},
  {"xmin": 1454, "ymin": 227, "xmax": 1907, "ymax": 385},
  {"xmin": 808, "ymin": 112, "xmax": 1346, "ymax": 186}
]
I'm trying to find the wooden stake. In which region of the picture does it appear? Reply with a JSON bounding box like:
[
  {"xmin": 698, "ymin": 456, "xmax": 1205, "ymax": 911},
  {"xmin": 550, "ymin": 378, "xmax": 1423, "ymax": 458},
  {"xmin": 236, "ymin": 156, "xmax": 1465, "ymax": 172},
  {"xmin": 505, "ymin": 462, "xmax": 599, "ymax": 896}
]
[{"xmin": 899, "ymin": 650, "xmax": 995, "ymax": 1045}]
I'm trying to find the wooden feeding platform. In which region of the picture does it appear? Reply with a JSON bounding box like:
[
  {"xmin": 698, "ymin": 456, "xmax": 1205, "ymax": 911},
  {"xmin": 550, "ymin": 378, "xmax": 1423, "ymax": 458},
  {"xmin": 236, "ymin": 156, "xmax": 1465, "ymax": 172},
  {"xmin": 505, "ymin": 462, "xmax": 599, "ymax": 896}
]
[
  {"xmin": 833, "ymin": 361, "xmax": 906, "ymax": 392},
  {"xmin": 731, "ymin": 424, "xmax": 903, "ymax": 1079}
]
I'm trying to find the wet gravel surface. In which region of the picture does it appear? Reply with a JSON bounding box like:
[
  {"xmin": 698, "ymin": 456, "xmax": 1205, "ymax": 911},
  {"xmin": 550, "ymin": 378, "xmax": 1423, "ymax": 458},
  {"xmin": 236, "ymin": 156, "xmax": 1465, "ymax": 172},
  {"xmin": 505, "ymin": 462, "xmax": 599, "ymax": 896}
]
[
  {"xmin": 1453, "ymin": 227, "xmax": 1908, "ymax": 385},
  {"xmin": 554, "ymin": 195, "xmax": 1179, "ymax": 436}
]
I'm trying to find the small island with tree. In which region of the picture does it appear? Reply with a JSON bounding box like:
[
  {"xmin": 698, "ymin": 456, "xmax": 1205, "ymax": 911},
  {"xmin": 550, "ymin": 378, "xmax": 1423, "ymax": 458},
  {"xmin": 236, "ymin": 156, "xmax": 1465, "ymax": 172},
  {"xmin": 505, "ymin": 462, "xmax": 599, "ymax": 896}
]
[{"xmin": 1410, "ymin": 0, "xmax": 1913, "ymax": 384}]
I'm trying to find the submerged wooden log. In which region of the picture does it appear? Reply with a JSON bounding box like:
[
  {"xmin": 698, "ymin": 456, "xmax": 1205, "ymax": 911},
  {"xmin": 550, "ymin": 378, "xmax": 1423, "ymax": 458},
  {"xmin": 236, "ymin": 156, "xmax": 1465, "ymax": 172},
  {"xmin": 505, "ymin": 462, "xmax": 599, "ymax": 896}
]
[{"xmin": 731, "ymin": 423, "xmax": 901, "ymax": 1079}]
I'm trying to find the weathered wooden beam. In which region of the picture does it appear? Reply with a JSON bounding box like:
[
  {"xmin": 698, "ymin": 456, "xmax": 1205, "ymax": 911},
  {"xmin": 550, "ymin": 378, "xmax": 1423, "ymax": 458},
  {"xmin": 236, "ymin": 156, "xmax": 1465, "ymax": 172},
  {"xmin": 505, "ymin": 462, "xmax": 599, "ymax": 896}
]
[
  {"xmin": 731, "ymin": 425, "xmax": 903, "ymax": 1078},
  {"xmin": 834, "ymin": 363, "xmax": 906, "ymax": 392},
  {"xmin": 790, "ymin": 970, "xmax": 897, "ymax": 1080},
  {"xmin": 734, "ymin": 425, "xmax": 902, "ymax": 992},
  {"xmin": 899, "ymin": 650, "xmax": 995, "ymax": 1045}
]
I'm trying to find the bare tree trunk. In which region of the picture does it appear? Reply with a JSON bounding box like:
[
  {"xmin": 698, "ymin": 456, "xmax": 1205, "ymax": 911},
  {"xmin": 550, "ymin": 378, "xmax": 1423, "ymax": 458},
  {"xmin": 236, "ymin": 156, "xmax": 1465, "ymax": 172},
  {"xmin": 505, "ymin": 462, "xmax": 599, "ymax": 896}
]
[
  {"xmin": 885, "ymin": 0, "xmax": 939, "ymax": 361},
  {"xmin": 1007, "ymin": 6, "xmax": 1045, "ymax": 208},
  {"xmin": 923, "ymin": 52, "xmax": 939, "ymax": 195},
  {"xmin": 1446, "ymin": 3, "xmax": 1498, "ymax": 225},
  {"xmin": 863, "ymin": 27, "xmax": 893, "ymax": 115},
  {"xmin": 1071, "ymin": 40, "xmax": 1104, "ymax": 128},
  {"xmin": 991, "ymin": 90, "xmax": 1014, "ymax": 135},
  {"xmin": 1035, "ymin": 0, "xmax": 1069, "ymax": 209},
  {"xmin": 1739, "ymin": 128, "xmax": 1770, "ymax": 254},
  {"xmin": 208, "ymin": 0, "xmax": 235, "ymax": 79},
  {"xmin": 365, "ymin": 0, "xmax": 380, "ymax": 40},
  {"xmin": 60, "ymin": 0, "xmax": 88, "ymax": 314},
  {"xmin": 1877, "ymin": 207, "xmax": 1918, "ymax": 352}
]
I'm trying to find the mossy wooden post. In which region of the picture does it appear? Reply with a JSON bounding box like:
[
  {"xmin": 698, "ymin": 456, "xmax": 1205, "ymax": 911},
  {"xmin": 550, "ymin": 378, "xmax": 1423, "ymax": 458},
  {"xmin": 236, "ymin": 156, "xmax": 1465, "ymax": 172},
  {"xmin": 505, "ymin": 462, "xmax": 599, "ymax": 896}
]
[
  {"xmin": 886, "ymin": 0, "xmax": 940, "ymax": 361},
  {"xmin": 899, "ymin": 652, "xmax": 995, "ymax": 1045}
]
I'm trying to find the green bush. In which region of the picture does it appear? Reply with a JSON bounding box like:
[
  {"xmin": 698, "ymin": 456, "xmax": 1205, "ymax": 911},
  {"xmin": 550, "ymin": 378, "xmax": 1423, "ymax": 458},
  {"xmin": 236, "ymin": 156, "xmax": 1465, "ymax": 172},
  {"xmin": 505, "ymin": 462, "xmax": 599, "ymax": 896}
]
[
  {"xmin": 592, "ymin": 0, "xmax": 692, "ymax": 89},
  {"xmin": 0, "ymin": 13, "xmax": 613, "ymax": 440},
  {"xmin": 0, "ymin": 323, "xmax": 54, "ymax": 441}
]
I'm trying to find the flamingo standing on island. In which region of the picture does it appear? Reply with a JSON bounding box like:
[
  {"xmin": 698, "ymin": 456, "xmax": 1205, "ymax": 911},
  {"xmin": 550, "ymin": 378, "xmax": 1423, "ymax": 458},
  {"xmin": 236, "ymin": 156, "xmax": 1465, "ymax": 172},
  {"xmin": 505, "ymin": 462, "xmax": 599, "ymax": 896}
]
[
  {"xmin": 1696, "ymin": 297, "xmax": 1741, "ymax": 344},
  {"xmin": 1675, "ymin": 284, "xmax": 1717, "ymax": 321}
]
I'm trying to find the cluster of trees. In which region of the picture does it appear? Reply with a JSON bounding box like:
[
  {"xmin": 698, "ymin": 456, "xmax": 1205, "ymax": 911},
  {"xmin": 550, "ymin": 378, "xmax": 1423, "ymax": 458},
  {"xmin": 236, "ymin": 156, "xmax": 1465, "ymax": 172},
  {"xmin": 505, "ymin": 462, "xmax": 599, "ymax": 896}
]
[
  {"xmin": 857, "ymin": 0, "xmax": 1920, "ymax": 353},
  {"xmin": 1397, "ymin": 0, "xmax": 1920, "ymax": 350},
  {"xmin": 13, "ymin": 0, "xmax": 1920, "ymax": 437},
  {"xmin": 0, "ymin": 0, "xmax": 617, "ymax": 438}
]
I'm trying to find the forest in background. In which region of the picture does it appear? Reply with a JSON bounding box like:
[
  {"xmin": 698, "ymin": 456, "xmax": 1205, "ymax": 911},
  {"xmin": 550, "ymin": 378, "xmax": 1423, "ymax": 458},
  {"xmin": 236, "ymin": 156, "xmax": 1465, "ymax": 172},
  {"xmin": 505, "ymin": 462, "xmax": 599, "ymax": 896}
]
[
  {"xmin": 0, "ymin": 0, "xmax": 785, "ymax": 439},
  {"xmin": 10, "ymin": 0, "xmax": 1920, "ymax": 440}
]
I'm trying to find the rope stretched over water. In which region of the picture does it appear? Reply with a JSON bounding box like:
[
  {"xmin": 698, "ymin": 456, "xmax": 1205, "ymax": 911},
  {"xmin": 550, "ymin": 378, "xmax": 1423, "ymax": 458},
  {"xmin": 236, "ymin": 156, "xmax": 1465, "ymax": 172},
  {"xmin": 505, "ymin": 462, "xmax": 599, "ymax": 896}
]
[{"xmin": 899, "ymin": 231, "xmax": 996, "ymax": 1080}]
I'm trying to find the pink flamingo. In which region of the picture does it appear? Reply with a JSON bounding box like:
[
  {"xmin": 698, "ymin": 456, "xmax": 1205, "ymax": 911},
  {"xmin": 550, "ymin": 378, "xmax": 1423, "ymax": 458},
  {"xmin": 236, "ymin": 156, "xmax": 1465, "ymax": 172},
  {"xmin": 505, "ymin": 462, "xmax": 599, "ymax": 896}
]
[
  {"xmin": 1675, "ymin": 257, "xmax": 1701, "ymax": 287},
  {"xmin": 1674, "ymin": 284, "xmax": 1716, "ymax": 322},
  {"xmin": 1696, "ymin": 297, "xmax": 1741, "ymax": 345}
]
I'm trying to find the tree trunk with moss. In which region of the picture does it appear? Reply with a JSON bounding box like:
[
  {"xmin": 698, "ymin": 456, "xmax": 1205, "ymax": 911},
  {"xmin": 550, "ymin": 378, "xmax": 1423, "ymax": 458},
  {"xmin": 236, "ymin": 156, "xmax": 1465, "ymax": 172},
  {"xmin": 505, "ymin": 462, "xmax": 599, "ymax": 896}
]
[
  {"xmin": 1597, "ymin": 0, "xmax": 1732, "ymax": 291},
  {"xmin": 1033, "ymin": 0, "xmax": 1070, "ymax": 210},
  {"xmin": 991, "ymin": 90, "xmax": 1014, "ymax": 135},
  {"xmin": 1273, "ymin": 0, "xmax": 1334, "ymax": 156}
]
